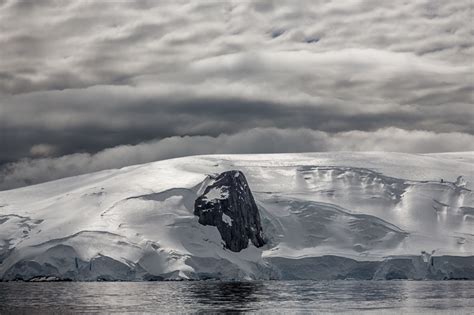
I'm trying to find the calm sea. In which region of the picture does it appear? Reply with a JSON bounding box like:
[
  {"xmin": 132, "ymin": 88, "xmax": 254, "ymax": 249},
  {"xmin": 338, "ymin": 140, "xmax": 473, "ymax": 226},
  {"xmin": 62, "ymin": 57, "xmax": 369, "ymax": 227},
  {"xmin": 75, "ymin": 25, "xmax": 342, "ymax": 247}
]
[{"xmin": 0, "ymin": 280, "xmax": 473, "ymax": 314}]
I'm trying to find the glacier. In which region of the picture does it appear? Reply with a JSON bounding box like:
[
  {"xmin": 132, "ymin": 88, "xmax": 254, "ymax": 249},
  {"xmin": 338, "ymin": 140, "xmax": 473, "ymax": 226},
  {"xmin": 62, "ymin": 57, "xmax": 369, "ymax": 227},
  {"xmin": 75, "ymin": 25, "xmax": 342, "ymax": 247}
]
[{"xmin": 0, "ymin": 152, "xmax": 473, "ymax": 281}]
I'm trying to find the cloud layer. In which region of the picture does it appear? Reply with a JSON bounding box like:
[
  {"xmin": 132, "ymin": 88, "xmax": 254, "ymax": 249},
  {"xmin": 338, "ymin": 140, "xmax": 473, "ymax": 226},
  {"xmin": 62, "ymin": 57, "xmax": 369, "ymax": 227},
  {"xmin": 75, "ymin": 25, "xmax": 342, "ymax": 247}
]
[
  {"xmin": 2, "ymin": 127, "xmax": 473, "ymax": 190},
  {"xmin": 0, "ymin": 0, "xmax": 472, "ymax": 188}
]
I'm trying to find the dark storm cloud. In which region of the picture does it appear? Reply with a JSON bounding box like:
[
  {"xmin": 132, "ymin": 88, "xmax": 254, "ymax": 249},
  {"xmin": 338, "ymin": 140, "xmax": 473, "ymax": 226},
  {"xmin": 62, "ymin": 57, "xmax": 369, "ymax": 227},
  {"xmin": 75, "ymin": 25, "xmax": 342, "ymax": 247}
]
[
  {"xmin": 0, "ymin": 0, "xmax": 472, "ymax": 188},
  {"xmin": 2, "ymin": 90, "xmax": 464, "ymax": 165},
  {"xmin": 2, "ymin": 127, "xmax": 473, "ymax": 190}
]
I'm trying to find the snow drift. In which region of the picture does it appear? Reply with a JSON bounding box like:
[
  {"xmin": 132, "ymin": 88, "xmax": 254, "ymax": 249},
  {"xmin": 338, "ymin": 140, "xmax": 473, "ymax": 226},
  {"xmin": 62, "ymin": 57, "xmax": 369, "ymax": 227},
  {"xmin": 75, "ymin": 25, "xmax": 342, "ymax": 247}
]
[{"xmin": 0, "ymin": 152, "xmax": 473, "ymax": 281}]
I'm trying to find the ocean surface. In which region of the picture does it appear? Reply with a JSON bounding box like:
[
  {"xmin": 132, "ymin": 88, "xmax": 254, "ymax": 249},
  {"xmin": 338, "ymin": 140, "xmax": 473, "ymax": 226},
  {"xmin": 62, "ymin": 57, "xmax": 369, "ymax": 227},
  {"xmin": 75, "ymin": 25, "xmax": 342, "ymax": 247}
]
[{"xmin": 0, "ymin": 280, "xmax": 473, "ymax": 314}]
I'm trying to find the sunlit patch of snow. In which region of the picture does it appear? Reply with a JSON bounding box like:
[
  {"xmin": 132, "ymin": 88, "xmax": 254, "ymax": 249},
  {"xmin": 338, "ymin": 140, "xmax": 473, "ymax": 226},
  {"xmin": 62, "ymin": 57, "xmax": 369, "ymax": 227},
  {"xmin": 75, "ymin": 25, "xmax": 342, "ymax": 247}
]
[
  {"xmin": 222, "ymin": 213, "xmax": 233, "ymax": 226},
  {"xmin": 203, "ymin": 187, "xmax": 229, "ymax": 202}
]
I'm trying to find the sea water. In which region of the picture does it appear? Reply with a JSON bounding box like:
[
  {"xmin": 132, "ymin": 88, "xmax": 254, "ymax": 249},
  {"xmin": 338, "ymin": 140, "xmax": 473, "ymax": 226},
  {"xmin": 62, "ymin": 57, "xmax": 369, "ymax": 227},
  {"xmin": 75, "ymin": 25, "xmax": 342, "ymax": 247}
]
[{"xmin": 1, "ymin": 280, "xmax": 473, "ymax": 313}]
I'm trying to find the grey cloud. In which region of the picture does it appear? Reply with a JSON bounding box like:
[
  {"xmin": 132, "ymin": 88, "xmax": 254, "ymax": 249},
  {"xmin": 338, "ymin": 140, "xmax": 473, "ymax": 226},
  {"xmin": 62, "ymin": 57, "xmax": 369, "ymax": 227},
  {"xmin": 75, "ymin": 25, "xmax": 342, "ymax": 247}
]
[
  {"xmin": 1, "ymin": 83, "xmax": 472, "ymax": 166},
  {"xmin": 3, "ymin": 88, "xmax": 461, "ymax": 166},
  {"xmin": 0, "ymin": 0, "xmax": 472, "ymax": 179},
  {"xmin": 1, "ymin": 127, "xmax": 473, "ymax": 191}
]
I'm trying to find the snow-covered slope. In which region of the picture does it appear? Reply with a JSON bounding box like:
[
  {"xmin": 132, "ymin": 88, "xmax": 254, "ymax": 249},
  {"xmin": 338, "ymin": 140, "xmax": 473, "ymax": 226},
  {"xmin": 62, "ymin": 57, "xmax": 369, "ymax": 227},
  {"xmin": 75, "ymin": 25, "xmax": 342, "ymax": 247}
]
[{"xmin": 0, "ymin": 152, "xmax": 473, "ymax": 281}]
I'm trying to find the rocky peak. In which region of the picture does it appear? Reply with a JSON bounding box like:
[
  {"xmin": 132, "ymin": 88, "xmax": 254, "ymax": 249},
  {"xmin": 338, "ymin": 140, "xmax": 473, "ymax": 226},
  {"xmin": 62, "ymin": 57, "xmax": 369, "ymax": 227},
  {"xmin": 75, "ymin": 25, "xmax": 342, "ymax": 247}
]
[{"xmin": 194, "ymin": 170, "xmax": 266, "ymax": 252}]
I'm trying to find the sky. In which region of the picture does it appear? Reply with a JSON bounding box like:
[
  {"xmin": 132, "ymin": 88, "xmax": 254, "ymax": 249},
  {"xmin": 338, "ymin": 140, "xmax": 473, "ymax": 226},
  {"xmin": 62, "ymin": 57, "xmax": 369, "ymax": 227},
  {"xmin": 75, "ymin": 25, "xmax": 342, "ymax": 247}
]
[{"xmin": 0, "ymin": 0, "xmax": 473, "ymax": 190}]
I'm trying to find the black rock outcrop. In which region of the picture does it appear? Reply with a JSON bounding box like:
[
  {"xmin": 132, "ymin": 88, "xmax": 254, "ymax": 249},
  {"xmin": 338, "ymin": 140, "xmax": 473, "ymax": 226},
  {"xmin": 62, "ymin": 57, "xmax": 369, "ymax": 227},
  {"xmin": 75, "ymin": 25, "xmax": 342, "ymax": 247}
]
[{"xmin": 194, "ymin": 170, "xmax": 266, "ymax": 252}]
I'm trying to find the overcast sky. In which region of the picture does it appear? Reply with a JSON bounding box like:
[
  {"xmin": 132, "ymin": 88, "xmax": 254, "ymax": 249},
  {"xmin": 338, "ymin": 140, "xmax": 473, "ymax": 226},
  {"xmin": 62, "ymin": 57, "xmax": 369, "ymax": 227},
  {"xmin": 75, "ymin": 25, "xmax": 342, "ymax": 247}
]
[{"xmin": 0, "ymin": 0, "xmax": 473, "ymax": 189}]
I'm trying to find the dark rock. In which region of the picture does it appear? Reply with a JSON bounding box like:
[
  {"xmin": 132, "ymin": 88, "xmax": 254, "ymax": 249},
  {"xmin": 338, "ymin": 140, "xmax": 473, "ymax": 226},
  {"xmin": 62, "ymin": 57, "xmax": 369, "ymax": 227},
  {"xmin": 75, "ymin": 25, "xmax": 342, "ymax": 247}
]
[
  {"xmin": 143, "ymin": 274, "xmax": 165, "ymax": 281},
  {"xmin": 194, "ymin": 170, "xmax": 266, "ymax": 252}
]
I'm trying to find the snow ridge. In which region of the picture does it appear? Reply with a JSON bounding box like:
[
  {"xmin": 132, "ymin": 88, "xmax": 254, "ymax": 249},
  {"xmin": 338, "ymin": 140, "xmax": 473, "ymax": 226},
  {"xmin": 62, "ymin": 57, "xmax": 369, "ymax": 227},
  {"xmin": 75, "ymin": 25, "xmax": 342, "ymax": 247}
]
[{"xmin": 0, "ymin": 152, "xmax": 473, "ymax": 281}]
